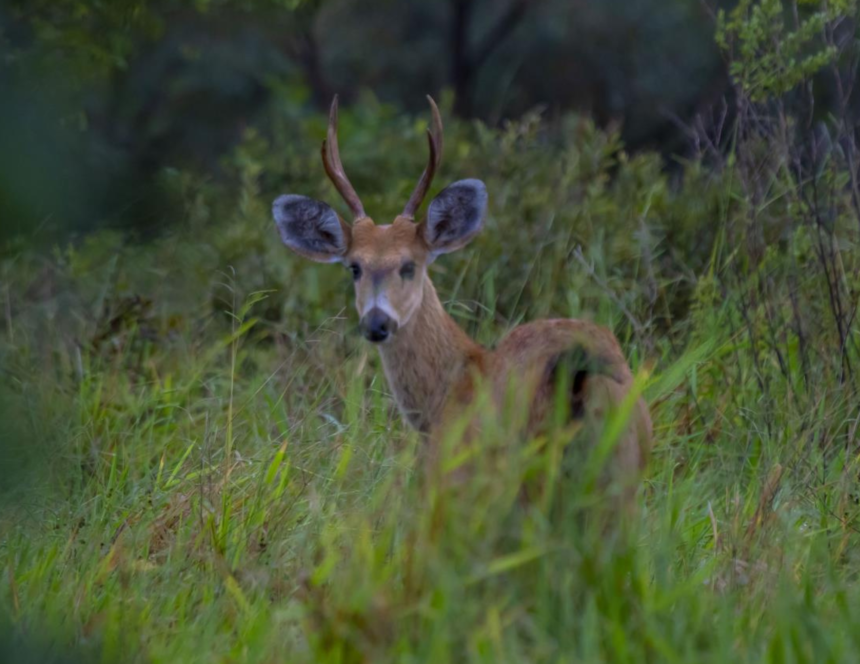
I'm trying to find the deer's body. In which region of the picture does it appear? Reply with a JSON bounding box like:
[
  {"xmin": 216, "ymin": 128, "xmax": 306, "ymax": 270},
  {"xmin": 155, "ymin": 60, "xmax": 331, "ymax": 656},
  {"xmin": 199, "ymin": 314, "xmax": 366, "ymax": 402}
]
[
  {"xmin": 273, "ymin": 96, "xmax": 651, "ymax": 493},
  {"xmin": 369, "ymin": 238, "xmax": 650, "ymax": 480}
]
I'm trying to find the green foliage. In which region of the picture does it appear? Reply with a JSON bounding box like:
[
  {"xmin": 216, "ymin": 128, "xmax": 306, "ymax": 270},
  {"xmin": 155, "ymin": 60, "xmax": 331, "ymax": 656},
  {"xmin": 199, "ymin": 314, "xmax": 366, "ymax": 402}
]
[
  {"xmin": 715, "ymin": 0, "xmax": 851, "ymax": 101},
  {"xmin": 2, "ymin": 3, "xmax": 860, "ymax": 661},
  {"xmin": 5, "ymin": 0, "xmax": 314, "ymax": 85}
]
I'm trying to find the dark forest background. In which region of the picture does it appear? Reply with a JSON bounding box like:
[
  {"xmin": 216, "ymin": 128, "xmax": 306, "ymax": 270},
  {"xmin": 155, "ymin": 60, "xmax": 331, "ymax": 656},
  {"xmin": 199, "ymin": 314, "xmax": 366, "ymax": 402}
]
[{"xmin": 1, "ymin": 0, "xmax": 733, "ymax": 239}]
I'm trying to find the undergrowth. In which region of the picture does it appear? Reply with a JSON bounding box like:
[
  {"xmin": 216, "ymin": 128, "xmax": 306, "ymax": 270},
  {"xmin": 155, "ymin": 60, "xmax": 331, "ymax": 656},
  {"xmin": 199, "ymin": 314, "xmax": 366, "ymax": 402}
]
[{"xmin": 2, "ymin": 1, "xmax": 860, "ymax": 662}]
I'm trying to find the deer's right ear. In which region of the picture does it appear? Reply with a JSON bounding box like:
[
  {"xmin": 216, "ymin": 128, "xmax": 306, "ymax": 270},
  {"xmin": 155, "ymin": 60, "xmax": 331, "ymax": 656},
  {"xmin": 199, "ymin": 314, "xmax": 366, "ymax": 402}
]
[{"xmin": 273, "ymin": 195, "xmax": 351, "ymax": 263}]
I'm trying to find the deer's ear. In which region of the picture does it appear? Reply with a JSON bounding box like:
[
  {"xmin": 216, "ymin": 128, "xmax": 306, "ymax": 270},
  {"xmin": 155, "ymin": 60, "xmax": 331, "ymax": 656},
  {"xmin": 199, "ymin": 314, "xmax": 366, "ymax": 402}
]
[
  {"xmin": 273, "ymin": 195, "xmax": 351, "ymax": 263},
  {"xmin": 421, "ymin": 179, "xmax": 487, "ymax": 257}
]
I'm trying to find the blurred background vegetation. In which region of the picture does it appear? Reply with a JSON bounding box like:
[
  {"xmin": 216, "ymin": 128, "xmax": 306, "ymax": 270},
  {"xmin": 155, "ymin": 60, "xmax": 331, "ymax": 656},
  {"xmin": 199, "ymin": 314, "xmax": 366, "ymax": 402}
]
[
  {"xmin": 2, "ymin": 0, "xmax": 860, "ymax": 662},
  {"xmin": 1, "ymin": 0, "xmax": 733, "ymax": 239}
]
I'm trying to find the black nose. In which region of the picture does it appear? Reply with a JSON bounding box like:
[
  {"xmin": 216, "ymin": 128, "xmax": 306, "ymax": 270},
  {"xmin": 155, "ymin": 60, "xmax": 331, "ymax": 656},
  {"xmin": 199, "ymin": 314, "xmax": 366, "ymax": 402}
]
[{"xmin": 360, "ymin": 309, "xmax": 397, "ymax": 343}]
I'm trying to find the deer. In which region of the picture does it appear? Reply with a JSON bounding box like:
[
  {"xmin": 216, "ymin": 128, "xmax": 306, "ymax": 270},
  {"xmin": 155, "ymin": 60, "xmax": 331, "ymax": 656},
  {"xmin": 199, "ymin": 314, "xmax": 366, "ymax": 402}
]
[{"xmin": 272, "ymin": 96, "xmax": 652, "ymax": 498}]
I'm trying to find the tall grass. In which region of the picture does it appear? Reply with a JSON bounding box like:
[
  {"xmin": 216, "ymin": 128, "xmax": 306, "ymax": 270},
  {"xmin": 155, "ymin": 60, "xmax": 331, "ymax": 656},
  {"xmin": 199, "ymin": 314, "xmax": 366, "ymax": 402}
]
[{"xmin": 2, "ymin": 3, "xmax": 860, "ymax": 661}]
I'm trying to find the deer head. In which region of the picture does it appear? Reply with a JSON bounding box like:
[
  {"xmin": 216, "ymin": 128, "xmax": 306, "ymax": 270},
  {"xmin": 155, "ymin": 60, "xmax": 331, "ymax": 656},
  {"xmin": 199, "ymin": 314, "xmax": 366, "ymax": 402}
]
[{"xmin": 273, "ymin": 96, "xmax": 488, "ymax": 343}]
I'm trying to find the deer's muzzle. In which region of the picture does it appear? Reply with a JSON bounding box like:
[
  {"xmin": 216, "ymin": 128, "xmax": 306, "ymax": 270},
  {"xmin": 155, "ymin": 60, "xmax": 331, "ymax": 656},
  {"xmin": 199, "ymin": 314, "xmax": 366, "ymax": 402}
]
[{"xmin": 360, "ymin": 308, "xmax": 398, "ymax": 343}]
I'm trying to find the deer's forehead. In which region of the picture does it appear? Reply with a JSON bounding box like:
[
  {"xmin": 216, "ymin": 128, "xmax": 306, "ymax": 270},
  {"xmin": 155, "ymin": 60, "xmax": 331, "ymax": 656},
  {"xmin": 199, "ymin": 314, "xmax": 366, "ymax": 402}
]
[{"xmin": 349, "ymin": 218, "xmax": 427, "ymax": 264}]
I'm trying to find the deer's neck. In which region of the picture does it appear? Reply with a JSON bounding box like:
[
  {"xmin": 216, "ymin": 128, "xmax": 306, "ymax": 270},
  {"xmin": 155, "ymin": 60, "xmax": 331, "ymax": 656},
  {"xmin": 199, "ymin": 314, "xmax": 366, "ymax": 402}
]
[{"xmin": 376, "ymin": 278, "xmax": 484, "ymax": 434}]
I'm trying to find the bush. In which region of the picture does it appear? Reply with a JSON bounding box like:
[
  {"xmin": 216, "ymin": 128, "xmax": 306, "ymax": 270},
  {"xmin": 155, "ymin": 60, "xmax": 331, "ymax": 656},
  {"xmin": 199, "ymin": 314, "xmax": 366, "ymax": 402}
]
[{"xmin": 1, "ymin": 1, "xmax": 860, "ymax": 661}]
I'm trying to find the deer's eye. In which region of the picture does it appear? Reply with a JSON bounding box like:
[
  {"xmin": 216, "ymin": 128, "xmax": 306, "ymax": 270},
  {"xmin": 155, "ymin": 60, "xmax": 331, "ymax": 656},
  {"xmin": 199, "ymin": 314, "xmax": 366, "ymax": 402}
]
[
  {"xmin": 399, "ymin": 261, "xmax": 416, "ymax": 280},
  {"xmin": 349, "ymin": 263, "xmax": 362, "ymax": 281}
]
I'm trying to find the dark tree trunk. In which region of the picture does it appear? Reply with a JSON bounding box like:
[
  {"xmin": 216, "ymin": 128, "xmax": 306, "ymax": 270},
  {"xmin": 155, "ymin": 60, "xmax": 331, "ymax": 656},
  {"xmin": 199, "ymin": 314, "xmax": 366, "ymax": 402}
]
[
  {"xmin": 296, "ymin": 31, "xmax": 331, "ymax": 108},
  {"xmin": 450, "ymin": 0, "xmax": 476, "ymax": 117},
  {"xmin": 448, "ymin": 0, "xmax": 534, "ymax": 118}
]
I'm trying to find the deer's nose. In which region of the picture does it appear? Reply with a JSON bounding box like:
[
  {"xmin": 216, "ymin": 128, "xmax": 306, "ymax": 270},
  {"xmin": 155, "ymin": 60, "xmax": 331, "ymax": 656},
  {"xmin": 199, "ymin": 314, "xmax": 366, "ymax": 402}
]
[{"xmin": 360, "ymin": 308, "xmax": 398, "ymax": 343}]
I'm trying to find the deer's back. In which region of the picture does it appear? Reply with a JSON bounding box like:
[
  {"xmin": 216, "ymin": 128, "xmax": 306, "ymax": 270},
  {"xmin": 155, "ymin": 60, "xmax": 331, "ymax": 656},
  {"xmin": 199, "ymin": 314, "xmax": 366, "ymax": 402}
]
[
  {"xmin": 487, "ymin": 318, "xmax": 651, "ymax": 474},
  {"xmin": 492, "ymin": 319, "xmax": 632, "ymax": 383}
]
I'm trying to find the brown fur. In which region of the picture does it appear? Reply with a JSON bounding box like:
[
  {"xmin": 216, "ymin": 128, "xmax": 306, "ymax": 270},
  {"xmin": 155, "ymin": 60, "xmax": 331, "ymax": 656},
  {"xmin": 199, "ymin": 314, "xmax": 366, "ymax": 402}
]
[
  {"xmin": 347, "ymin": 217, "xmax": 432, "ymax": 330},
  {"xmin": 277, "ymin": 167, "xmax": 652, "ymax": 516},
  {"xmin": 377, "ymin": 275, "xmax": 650, "ymax": 478},
  {"xmin": 294, "ymin": 212, "xmax": 654, "ymax": 495}
]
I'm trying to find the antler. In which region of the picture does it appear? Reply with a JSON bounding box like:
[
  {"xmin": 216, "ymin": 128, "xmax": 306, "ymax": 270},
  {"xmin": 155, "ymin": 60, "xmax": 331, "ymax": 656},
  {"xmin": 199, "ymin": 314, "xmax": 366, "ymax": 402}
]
[
  {"xmin": 402, "ymin": 95, "xmax": 444, "ymax": 219},
  {"xmin": 321, "ymin": 95, "xmax": 366, "ymax": 221}
]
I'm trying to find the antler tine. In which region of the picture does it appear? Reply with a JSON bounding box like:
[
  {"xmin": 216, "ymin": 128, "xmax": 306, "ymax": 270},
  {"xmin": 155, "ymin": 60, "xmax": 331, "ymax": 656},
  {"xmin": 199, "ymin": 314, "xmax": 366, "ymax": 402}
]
[
  {"xmin": 402, "ymin": 95, "xmax": 444, "ymax": 219},
  {"xmin": 321, "ymin": 95, "xmax": 366, "ymax": 221}
]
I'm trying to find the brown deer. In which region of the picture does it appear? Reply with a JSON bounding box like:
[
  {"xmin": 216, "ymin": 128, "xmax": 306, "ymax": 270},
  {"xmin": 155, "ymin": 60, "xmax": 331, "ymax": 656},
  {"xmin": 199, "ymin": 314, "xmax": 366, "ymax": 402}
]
[{"xmin": 273, "ymin": 96, "xmax": 652, "ymax": 493}]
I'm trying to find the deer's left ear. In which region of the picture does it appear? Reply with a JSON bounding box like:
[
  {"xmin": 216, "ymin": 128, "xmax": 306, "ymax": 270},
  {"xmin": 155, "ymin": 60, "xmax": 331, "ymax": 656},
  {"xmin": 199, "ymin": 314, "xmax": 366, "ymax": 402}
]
[
  {"xmin": 273, "ymin": 194, "xmax": 352, "ymax": 263},
  {"xmin": 421, "ymin": 179, "xmax": 487, "ymax": 257}
]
